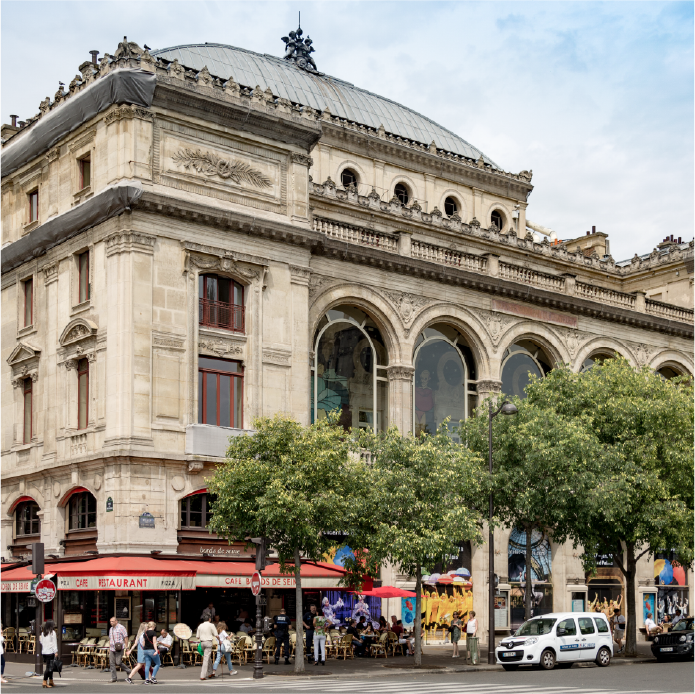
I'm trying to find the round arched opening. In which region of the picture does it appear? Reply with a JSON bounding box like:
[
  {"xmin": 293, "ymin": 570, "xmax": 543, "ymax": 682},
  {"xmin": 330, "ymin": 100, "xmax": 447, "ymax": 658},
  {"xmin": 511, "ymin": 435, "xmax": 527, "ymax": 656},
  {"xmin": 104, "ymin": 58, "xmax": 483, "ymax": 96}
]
[
  {"xmin": 657, "ymin": 365, "xmax": 685, "ymax": 380},
  {"xmin": 312, "ymin": 305, "xmax": 388, "ymax": 431},
  {"xmin": 341, "ymin": 168, "xmax": 358, "ymax": 189},
  {"xmin": 580, "ymin": 352, "xmax": 616, "ymax": 373},
  {"xmin": 491, "ymin": 209, "xmax": 505, "ymax": 231},
  {"xmin": 394, "ymin": 183, "xmax": 410, "ymax": 206},
  {"xmin": 501, "ymin": 340, "xmax": 553, "ymax": 399},
  {"xmin": 413, "ymin": 324, "xmax": 477, "ymax": 441},
  {"xmin": 444, "ymin": 196, "xmax": 458, "ymax": 217}
]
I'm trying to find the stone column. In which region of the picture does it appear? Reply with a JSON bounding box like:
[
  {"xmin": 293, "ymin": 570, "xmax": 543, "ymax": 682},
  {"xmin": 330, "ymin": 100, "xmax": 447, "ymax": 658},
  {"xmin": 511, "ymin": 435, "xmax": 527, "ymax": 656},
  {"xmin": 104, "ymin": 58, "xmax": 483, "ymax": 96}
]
[
  {"xmin": 289, "ymin": 264, "xmax": 311, "ymax": 425},
  {"xmin": 387, "ymin": 365, "xmax": 414, "ymax": 435},
  {"xmin": 374, "ymin": 159, "xmax": 386, "ymax": 194},
  {"xmin": 472, "ymin": 188, "xmax": 484, "ymax": 221},
  {"xmin": 424, "ymin": 173, "xmax": 436, "ymax": 211},
  {"xmin": 518, "ymin": 202, "xmax": 528, "ymax": 236},
  {"xmin": 476, "ymin": 379, "xmax": 502, "ymax": 406},
  {"xmin": 289, "ymin": 153, "xmax": 313, "ymax": 224}
]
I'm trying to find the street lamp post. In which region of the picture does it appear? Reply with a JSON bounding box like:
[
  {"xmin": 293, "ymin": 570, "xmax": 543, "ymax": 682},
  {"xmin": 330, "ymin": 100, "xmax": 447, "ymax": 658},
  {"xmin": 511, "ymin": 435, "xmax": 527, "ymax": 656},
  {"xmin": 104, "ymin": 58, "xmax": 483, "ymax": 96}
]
[{"xmin": 488, "ymin": 400, "xmax": 517, "ymax": 665}]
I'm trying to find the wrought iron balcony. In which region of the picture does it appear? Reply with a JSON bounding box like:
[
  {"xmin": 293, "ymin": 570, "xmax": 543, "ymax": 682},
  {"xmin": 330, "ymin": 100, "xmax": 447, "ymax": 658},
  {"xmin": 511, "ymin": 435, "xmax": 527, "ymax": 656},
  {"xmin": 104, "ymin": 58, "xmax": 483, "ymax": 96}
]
[{"xmin": 199, "ymin": 298, "xmax": 245, "ymax": 333}]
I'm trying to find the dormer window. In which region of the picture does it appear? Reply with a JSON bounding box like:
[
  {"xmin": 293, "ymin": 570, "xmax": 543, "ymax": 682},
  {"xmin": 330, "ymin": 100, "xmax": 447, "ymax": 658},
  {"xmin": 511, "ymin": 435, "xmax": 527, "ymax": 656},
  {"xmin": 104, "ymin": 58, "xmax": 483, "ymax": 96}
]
[
  {"xmin": 491, "ymin": 210, "xmax": 504, "ymax": 230},
  {"xmin": 444, "ymin": 197, "xmax": 458, "ymax": 217},
  {"xmin": 341, "ymin": 168, "xmax": 358, "ymax": 188},
  {"xmin": 199, "ymin": 274, "xmax": 244, "ymax": 333},
  {"xmin": 28, "ymin": 190, "xmax": 39, "ymax": 223},
  {"xmin": 79, "ymin": 156, "xmax": 91, "ymax": 190},
  {"xmin": 394, "ymin": 183, "xmax": 409, "ymax": 205}
]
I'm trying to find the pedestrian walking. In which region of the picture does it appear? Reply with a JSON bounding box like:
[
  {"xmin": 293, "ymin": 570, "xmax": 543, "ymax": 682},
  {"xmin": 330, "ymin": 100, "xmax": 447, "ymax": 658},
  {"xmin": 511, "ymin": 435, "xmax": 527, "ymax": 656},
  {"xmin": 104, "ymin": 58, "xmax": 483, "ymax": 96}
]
[
  {"xmin": 465, "ymin": 611, "xmax": 478, "ymax": 637},
  {"xmin": 611, "ymin": 607, "xmax": 626, "ymax": 652},
  {"xmin": 141, "ymin": 621, "xmax": 161, "ymax": 684},
  {"xmin": 450, "ymin": 611, "xmax": 462, "ymax": 658},
  {"xmin": 196, "ymin": 614, "xmax": 217, "ymax": 680},
  {"xmin": 303, "ymin": 604, "xmax": 318, "ymax": 659},
  {"xmin": 108, "ymin": 616, "xmax": 132, "ymax": 683},
  {"xmin": 125, "ymin": 622, "xmax": 149, "ymax": 683},
  {"xmin": 39, "ymin": 620, "xmax": 58, "ymax": 688},
  {"xmin": 211, "ymin": 621, "xmax": 238, "ymax": 677},
  {"xmin": 273, "ymin": 609, "xmax": 291, "ymax": 665},
  {"xmin": 1, "ymin": 624, "xmax": 7, "ymax": 684},
  {"xmin": 312, "ymin": 613, "xmax": 327, "ymax": 666}
]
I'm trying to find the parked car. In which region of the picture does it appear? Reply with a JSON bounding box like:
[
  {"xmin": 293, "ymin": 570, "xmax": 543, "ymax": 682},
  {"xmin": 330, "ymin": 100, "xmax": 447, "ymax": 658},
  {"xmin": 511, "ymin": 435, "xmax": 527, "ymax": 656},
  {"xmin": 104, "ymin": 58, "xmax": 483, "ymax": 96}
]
[
  {"xmin": 651, "ymin": 617, "xmax": 694, "ymax": 661},
  {"xmin": 496, "ymin": 612, "xmax": 613, "ymax": 671}
]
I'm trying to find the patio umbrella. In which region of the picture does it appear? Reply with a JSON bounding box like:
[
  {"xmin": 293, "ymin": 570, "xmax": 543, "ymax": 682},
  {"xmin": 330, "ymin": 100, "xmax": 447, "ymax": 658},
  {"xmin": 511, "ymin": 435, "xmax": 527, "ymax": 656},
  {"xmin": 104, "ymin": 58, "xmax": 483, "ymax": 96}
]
[
  {"xmin": 353, "ymin": 586, "xmax": 417, "ymax": 598},
  {"xmin": 437, "ymin": 575, "xmax": 454, "ymax": 585}
]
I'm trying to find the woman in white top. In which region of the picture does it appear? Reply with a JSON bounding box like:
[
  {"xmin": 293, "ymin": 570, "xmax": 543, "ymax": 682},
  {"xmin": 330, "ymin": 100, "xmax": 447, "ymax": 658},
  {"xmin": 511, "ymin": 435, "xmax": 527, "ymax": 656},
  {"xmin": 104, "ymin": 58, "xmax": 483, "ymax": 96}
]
[
  {"xmin": 39, "ymin": 620, "xmax": 58, "ymax": 688},
  {"xmin": 465, "ymin": 611, "xmax": 478, "ymax": 638},
  {"xmin": 211, "ymin": 621, "xmax": 238, "ymax": 677}
]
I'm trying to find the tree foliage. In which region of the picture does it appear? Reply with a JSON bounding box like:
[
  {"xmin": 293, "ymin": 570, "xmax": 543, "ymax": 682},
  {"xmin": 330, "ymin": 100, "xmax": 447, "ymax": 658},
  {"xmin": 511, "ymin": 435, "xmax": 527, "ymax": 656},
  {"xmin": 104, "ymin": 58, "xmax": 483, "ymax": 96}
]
[
  {"xmin": 343, "ymin": 424, "xmax": 488, "ymax": 666},
  {"xmin": 207, "ymin": 413, "xmax": 355, "ymax": 672}
]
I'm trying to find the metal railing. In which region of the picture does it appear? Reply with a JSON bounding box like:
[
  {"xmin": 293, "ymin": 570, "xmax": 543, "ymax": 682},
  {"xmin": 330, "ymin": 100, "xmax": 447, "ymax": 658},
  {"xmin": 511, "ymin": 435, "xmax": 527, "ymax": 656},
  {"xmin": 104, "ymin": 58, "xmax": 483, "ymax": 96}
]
[{"xmin": 199, "ymin": 299, "xmax": 245, "ymax": 332}]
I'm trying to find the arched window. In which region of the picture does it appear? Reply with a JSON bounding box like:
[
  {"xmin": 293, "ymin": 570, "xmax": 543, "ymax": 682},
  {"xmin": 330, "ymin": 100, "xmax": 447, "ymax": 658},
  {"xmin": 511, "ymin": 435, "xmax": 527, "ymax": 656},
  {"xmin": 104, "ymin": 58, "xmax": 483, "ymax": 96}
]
[
  {"xmin": 444, "ymin": 197, "xmax": 458, "ymax": 217},
  {"xmin": 199, "ymin": 274, "xmax": 244, "ymax": 332},
  {"xmin": 180, "ymin": 491, "xmax": 217, "ymax": 529},
  {"xmin": 394, "ymin": 183, "xmax": 410, "ymax": 206},
  {"xmin": 15, "ymin": 500, "xmax": 40, "ymax": 537},
  {"xmin": 77, "ymin": 358, "xmax": 89, "ymax": 430},
  {"xmin": 491, "ymin": 210, "xmax": 504, "ymax": 230},
  {"xmin": 340, "ymin": 168, "xmax": 358, "ymax": 189},
  {"xmin": 68, "ymin": 491, "xmax": 96, "ymax": 530},
  {"xmin": 580, "ymin": 352, "xmax": 614, "ymax": 373},
  {"xmin": 657, "ymin": 365, "xmax": 685, "ymax": 380},
  {"xmin": 311, "ymin": 305, "xmax": 388, "ymax": 431},
  {"xmin": 413, "ymin": 324, "xmax": 477, "ymax": 441},
  {"xmin": 501, "ymin": 340, "xmax": 552, "ymax": 399},
  {"xmin": 23, "ymin": 378, "xmax": 32, "ymax": 444}
]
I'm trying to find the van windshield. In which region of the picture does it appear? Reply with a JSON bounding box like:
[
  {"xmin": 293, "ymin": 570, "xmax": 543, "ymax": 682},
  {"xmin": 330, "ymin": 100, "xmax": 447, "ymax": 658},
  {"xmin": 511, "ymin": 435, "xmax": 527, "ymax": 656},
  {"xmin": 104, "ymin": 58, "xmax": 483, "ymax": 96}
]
[{"xmin": 515, "ymin": 618, "xmax": 557, "ymax": 636}]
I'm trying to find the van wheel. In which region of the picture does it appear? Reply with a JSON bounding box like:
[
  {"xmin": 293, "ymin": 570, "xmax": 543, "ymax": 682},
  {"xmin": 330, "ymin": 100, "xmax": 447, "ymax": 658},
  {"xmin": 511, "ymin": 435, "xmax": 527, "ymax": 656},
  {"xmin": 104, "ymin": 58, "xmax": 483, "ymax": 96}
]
[
  {"xmin": 596, "ymin": 647, "xmax": 611, "ymax": 667},
  {"xmin": 502, "ymin": 664, "xmax": 519, "ymax": 671},
  {"xmin": 540, "ymin": 649, "xmax": 556, "ymax": 670}
]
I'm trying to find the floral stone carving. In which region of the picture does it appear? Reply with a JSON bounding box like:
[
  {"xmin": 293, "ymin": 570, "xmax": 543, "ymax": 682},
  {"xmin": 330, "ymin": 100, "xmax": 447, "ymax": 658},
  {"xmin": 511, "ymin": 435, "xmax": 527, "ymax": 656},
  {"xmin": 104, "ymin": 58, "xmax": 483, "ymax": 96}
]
[{"xmin": 172, "ymin": 148, "xmax": 272, "ymax": 189}]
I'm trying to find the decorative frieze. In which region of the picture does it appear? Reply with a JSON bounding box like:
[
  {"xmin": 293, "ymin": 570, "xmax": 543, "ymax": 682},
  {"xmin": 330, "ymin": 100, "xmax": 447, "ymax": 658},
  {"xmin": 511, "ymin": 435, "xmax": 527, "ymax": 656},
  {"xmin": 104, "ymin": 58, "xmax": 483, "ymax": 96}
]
[
  {"xmin": 42, "ymin": 263, "xmax": 58, "ymax": 285},
  {"xmin": 262, "ymin": 347, "xmax": 292, "ymax": 367},
  {"xmin": 387, "ymin": 365, "xmax": 415, "ymax": 382},
  {"xmin": 104, "ymin": 105, "xmax": 153, "ymax": 125},
  {"xmin": 105, "ymin": 231, "xmax": 156, "ymax": 257},
  {"xmin": 290, "ymin": 153, "xmax": 313, "ymax": 167},
  {"xmin": 383, "ymin": 290, "xmax": 432, "ymax": 329},
  {"xmin": 153, "ymin": 332, "xmax": 186, "ymax": 351},
  {"xmin": 289, "ymin": 265, "xmax": 311, "ymax": 286},
  {"xmin": 199, "ymin": 338, "xmax": 244, "ymax": 358},
  {"xmin": 172, "ymin": 148, "xmax": 272, "ymax": 188}
]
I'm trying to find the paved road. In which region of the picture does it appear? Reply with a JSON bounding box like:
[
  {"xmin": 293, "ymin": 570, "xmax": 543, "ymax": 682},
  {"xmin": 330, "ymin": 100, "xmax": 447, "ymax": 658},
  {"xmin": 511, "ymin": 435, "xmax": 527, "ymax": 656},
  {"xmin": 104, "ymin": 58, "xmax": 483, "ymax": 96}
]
[{"xmin": 2, "ymin": 660, "xmax": 693, "ymax": 693}]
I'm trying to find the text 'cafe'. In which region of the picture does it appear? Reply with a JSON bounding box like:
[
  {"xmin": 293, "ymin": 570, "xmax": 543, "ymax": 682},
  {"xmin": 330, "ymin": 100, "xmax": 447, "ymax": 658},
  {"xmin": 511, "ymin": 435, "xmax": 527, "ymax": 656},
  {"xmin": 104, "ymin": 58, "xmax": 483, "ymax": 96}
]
[{"xmin": 1, "ymin": 555, "xmax": 351, "ymax": 661}]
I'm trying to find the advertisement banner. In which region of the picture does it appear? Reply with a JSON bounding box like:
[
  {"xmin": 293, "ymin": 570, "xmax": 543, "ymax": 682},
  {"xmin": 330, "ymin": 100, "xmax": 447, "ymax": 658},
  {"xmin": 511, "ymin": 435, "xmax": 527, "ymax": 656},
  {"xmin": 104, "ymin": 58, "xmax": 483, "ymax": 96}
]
[
  {"xmin": 1, "ymin": 580, "xmax": 31, "ymax": 593},
  {"xmin": 56, "ymin": 575, "xmax": 196, "ymax": 591}
]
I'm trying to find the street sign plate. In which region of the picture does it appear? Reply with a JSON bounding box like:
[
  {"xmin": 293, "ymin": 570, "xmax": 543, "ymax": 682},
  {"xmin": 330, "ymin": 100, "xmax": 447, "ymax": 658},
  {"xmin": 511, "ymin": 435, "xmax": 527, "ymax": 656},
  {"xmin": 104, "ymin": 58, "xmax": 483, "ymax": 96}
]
[
  {"xmin": 251, "ymin": 571, "xmax": 261, "ymax": 596},
  {"xmin": 35, "ymin": 578, "xmax": 56, "ymax": 603}
]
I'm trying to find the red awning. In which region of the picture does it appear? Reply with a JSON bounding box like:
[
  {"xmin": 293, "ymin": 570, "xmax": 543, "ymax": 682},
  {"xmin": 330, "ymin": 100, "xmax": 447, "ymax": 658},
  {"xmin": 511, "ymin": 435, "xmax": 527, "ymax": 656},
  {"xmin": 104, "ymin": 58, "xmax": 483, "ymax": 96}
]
[{"xmin": 1, "ymin": 565, "xmax": 35, "ymax": 593}]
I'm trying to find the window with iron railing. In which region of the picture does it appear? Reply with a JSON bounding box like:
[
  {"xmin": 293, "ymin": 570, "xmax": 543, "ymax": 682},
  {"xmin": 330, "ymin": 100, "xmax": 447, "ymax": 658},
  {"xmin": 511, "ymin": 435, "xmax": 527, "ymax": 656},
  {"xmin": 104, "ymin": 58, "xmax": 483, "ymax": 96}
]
[{"xmin": 199, "ymin": 274, "xmax": 244, "ymax": 333}]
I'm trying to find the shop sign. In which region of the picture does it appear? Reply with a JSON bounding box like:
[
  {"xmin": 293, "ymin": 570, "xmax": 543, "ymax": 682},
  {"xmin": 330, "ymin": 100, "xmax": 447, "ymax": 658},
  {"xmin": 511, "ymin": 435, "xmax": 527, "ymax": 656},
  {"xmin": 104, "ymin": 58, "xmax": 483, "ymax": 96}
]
[
  {"xmin": 35, "ymin": 579, "xmax": 56, "ymax": 602},
  {"xmin": 106, "ymin": 497, "xmax": 114, "ymax": 512},
  {"xmin": 139, "ymin": 512, "xmax": 155, "ymax": 528},
  {"xmin": 197, "ymin": 546, "xmax": 244, "ymax": 556},
  {"xmin": 57, "ymin": 575, "xmax": 196, "ymax": 591},
  {"xmin": 1, "ymin": 580, "xmax": 31, "ymax": 593}
]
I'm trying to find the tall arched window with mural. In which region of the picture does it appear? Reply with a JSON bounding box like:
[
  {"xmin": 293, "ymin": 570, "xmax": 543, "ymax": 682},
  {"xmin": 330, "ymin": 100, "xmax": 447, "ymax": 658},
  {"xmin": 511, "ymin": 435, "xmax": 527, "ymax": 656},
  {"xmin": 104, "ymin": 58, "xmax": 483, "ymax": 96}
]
[
  {"xmin": 507, "ymin": 527, "xmax": 553, "ymax": 631},
  {"xmin": 311, "ymin": 306, "xmax": 388, "ymax": 431},
  {"xmin": 500, "ymin": 340, "xmax": 553, "ymax": 399},
  {"xmin": 412, "ymin": 324, "xmax": 477, "ymax": 441}
]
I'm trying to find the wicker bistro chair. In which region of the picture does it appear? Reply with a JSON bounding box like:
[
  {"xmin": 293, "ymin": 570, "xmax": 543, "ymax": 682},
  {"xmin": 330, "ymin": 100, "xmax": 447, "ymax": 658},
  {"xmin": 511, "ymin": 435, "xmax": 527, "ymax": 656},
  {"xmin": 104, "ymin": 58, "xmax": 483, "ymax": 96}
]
[
  {"xmin": 180, "ymin": 639, "xmax": 193, "ymax": 666},
  {"xmin": 71, "ymin": 639, "xmax": 91, "ymax": 666},
  {"xmin": 386, "ymin": 631, "xmax": 401, "ymax": 656},
  {"xmin": 243, "ymin": 635, "xmax": 255, "ymax": 663},
  {"xmin": 261, "ymin": 636, "xmax": 275, "ymax": 664},
  {"xmin": 3, "ymin": 628, "xmax": 16, "ymax": 653},
  {"xmin": 369, "ymin": 632, "xmax": 389, "ymax": 658},
  {"xmin": 336, "ymin": 633, "xmax": 355, "ymax": 660},
  {"xmin": 288, "ymin": 632, "xmax": 297, "ymax": 659},
  {"xmin": 79, "ymin": 639, "xmax": 98, "ymax": 667},
  {"xmin": 17, "ymin": 629, "xmax": 30, "ymax": 653}
]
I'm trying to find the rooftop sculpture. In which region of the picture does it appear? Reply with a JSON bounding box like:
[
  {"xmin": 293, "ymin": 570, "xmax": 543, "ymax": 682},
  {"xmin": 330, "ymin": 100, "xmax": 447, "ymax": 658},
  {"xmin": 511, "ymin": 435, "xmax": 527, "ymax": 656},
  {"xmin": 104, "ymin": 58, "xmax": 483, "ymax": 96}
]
[{"xmin": 281, "ymin": 25, "xmax": 320, "ymax": 74}]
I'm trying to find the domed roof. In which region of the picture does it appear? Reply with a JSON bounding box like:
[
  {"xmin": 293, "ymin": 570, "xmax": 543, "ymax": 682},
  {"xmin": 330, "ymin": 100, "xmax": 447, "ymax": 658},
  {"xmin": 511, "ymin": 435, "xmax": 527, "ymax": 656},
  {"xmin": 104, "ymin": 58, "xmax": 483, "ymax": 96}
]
[{"xmin": 152, "ymin": 43, "xmax": 499, "ymax": 168}]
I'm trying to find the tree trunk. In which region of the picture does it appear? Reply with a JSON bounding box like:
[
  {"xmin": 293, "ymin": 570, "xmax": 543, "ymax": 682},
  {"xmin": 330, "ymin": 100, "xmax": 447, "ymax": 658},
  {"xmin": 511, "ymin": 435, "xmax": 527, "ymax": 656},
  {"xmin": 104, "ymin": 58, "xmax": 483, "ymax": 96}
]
[
  {"xmin": 624, "ymin": 543, "xmax": 637, "ymax": 658},
  {"xmin": 524, "ymin": 524, "xmax": 533, "ymax": 621},
  {"xmin": 414, "ymin": 562, "xmax": 422, "ymax": 667},
  {"xmin": 294, "ymin": 547, "xmax": 305, "ymax": 673}
]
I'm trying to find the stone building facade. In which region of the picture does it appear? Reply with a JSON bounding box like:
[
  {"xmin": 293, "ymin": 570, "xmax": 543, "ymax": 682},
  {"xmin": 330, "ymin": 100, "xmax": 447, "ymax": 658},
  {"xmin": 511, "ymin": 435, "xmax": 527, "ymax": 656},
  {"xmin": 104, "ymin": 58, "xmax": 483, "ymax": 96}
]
[{"xmin": 1, "ymin": 35, "xmax": 693, "ymax": 642}]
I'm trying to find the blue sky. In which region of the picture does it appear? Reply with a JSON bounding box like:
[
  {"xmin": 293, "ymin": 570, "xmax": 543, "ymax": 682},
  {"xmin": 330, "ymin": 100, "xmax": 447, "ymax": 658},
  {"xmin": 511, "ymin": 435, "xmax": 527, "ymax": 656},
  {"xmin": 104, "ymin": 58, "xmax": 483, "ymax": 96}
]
[{"xmin": 2, "ymin": 1, "xmax": 692, "ymax": 260}]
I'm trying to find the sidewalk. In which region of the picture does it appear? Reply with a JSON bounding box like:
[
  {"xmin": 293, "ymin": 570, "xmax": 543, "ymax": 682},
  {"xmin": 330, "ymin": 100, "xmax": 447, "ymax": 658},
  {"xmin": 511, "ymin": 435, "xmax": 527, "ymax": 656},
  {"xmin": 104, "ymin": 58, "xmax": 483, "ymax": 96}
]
[{"xmin": 2, "ymin": 643, "xmax": 658, "ymax": 683}]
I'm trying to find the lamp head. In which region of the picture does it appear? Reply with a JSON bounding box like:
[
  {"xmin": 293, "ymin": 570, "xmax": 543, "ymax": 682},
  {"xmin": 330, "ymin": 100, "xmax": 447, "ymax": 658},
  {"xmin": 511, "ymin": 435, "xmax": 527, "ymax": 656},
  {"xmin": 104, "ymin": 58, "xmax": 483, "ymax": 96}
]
[{"xmin": 500, "ymin": 402, "xmax": 518, "ymax": 416}]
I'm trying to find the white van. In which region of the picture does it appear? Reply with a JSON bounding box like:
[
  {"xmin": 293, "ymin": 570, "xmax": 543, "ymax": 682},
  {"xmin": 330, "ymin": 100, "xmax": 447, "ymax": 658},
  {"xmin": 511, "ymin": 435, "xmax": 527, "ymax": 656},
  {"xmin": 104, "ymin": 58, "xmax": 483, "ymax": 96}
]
[{"xmin": 495, "ymin": 612, "xmax": 613, "ymax": 670}]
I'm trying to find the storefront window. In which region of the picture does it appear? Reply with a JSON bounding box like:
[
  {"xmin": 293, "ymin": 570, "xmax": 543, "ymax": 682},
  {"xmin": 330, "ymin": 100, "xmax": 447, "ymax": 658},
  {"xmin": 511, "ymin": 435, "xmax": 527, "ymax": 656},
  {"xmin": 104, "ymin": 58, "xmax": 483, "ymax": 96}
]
[
  {"xmin": 311, "ymin": 306, "xmax": 388, "ymax": 431},
  {"xmin": 68, "ymin": 491, "xmax": 97, "ymax": 530},
  {"xmin": 15, "ymin": 500, "xmax": 40, "ymax": 536},
  {"xmin": 413, "ymin": 324, "xmax": 477, "ymax": 439},
  {"xmin": 180, "ymin": 492, "xmax": 217, "ymax": 529},
  {"xmin": 655, "ymin": 551, "xmax": 689, "ymax": 621},
  {"xmin": 501, "ymin": 340, "xmax": 552, "ymax": 399}
]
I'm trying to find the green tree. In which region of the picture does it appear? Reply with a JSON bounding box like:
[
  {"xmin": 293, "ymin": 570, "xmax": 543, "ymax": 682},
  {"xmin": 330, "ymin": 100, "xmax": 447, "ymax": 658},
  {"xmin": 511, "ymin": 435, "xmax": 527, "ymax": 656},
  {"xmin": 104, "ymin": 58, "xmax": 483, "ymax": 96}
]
[
  {"xmin": 344, "ymin": 424, "xmax": 487, "ymax": 666},
  {"xmin": 207, "ymin": 413, "xmax": 355, "ymax": 672}
]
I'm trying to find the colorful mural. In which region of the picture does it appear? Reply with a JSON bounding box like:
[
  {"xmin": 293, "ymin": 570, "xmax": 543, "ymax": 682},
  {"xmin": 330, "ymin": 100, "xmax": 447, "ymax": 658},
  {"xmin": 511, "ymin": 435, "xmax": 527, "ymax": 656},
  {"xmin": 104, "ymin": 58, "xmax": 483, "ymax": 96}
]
[
  {"xmin": 654, "ymin": 555, "xmax": 689, "ymax": 621},
  {"xmin": 401, "ymin": 597, "xmax": 415, "ymax": 629},
  {"xmin": 326, "ymin": 590, "xmax": 381, "ymax": 626},
  {"xmin": 419, "ymin": 582, "xmax": 474, "ymax": 626}
]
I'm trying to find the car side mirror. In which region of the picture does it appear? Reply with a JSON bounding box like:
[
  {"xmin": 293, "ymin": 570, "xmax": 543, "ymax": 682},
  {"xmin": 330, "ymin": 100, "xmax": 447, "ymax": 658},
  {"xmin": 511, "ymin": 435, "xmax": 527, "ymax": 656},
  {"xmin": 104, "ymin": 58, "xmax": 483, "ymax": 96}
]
[{"xmin": 557, "ymin": 627, "xmax": 566, "ymax": 636}]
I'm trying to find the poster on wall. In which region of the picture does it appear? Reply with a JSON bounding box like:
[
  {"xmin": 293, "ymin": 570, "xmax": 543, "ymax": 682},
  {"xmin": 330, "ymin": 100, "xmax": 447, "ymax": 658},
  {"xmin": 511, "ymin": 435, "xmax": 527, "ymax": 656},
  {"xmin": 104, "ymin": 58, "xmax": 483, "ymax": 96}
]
[
  {"xmin": 654, "ymin": 556, "xmax": 689, "ymax": 621},
  {"xmin": 419, "ymin": 572, "xmax": 474, "ymax": 627},
  {"xmin": 643, "ymin": 593, "xmax": 656, "ymax": 622},
  {"xmin": 401, "ymin": 597, "xmax": 415, "ymax": 629},
  {"xmin": 507, "ymin": 527, "xmax": 552, "ymax": 583}
]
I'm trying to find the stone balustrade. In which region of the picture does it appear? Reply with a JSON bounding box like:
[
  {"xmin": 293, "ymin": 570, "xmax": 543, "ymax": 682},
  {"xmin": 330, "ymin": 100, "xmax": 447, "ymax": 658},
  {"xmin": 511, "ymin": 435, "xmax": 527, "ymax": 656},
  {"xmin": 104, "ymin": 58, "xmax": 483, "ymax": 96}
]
[
  {"xmin": 313, "ymin": 217, "xmax": 398, "ymax": 252},
  {"xmin": 575, "ymin": 281, "xmax": 636, "ymax": 310},
  {"xmin": 411, "ymin": 240, "xmax": 488, "ymax": 273},
  {"xmin": 645, "ymin": 298, "xmax": 694, "ymax": 323},
  {"xmin": 499, "ymin": 261, "xmax": 565, "ymax": 292}
]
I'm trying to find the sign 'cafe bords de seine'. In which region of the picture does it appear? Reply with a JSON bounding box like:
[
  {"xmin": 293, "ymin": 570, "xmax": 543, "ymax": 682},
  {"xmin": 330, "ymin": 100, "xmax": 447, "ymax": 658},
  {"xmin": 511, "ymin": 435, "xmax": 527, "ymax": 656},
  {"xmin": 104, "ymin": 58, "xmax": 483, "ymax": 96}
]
[{"xmin": 0, "ymin": 24, "xmax": 692, "ymax": 656}]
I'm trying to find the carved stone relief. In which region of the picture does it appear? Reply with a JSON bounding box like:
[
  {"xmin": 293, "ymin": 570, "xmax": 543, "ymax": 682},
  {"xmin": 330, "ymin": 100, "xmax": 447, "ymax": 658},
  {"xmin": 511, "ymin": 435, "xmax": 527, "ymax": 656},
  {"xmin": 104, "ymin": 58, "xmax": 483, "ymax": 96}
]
[
  {"xmin": 561, "ymin": 328, "xmax": 594, "ymax": 359},
  {"xmin": 383, "ymin": 290, "xmax": 432, "ymax": 331},
  {"xmin": 199, "ymin": 338, "xmax": 244, "ymax": 359},
  {"xmin": 262, "ymin": 347, "xmax": 292, "ymax": 367},
  {"xmin": 172, "ymin": 148, "xmax": 272, "ymax": 188},
  {"xmin": 470, "ymin": 308, "xmax": 518, "ymax": 351}
]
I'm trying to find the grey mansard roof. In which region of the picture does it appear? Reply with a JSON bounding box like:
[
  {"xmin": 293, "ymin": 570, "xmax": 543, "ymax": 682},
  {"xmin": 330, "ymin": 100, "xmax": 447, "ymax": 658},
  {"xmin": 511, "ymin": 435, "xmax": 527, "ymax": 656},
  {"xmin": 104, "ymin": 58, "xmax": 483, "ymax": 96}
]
[{"xmin": 152, "ymin": 43, "xmax": 499, "ymax": 169}]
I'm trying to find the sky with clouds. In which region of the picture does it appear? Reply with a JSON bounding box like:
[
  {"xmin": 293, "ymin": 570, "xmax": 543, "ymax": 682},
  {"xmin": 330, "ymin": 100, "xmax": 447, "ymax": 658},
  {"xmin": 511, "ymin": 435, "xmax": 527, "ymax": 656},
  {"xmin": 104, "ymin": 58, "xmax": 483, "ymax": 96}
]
[{"xmin": 2, "ymin": 1, "xmax": 692, "ymax": 260}]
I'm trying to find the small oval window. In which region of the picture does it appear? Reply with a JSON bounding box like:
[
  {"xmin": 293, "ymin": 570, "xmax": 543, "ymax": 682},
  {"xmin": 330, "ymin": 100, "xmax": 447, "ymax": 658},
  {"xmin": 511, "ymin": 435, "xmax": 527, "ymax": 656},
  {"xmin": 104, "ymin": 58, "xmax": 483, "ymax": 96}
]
[
  {"xmin": 491, "ymin": 210, "xmax": 504, "ymax": 230},
  {"xmin": 444, "ymin": 197, "xmax": 458, "ymax": 217},
  {"xmin": 341, "ymin": 169, "xmax": 358, "ymax": 188},
  {"xmin": 394, "ymin": 183, "xmax": 409, "ymax": 205}
]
